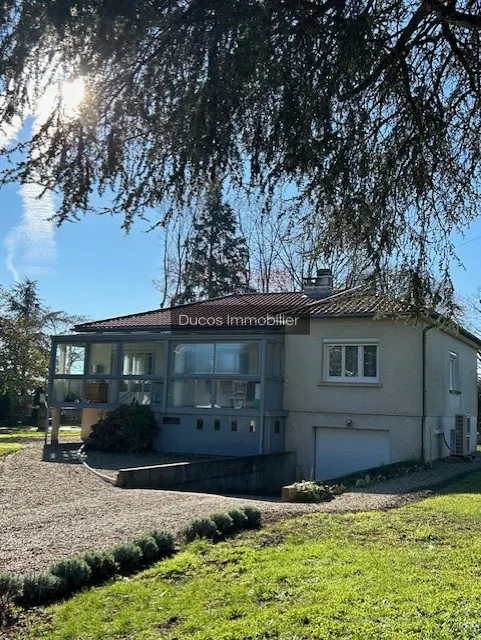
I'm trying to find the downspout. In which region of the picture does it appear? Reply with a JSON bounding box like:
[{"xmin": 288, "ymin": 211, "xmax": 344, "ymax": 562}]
[{"xmin": 421, "ymin": 322, "xmax": 436, "ymax": 463}]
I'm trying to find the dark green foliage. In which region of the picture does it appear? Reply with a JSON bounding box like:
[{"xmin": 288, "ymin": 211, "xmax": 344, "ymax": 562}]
[
  {"xmin": 112, "ymin": 542, "xmax": 144, "ymax": 574},
  {"xmin": 82, "ymin": 549, "xmax": 118, "ymax": 584},
  {"xmin": 88, "ymin": 403, "xmax": 157, "ymax": 453},
  {"xmin": 173, "ymin": 184, "xmax": 251, "ymax": 303},
  {"xmin": 0, "ymin": 2, "xmax": 479, "ymax": 309},
  {"xmin": 0, "ymin": 572, "xmax": 22, "ymax": 626},
  {"xmin": 184, "ymin": 517, "xmax": 218, "ymax": 542},
  {"xmin": 50, "ymin": 557, "xmax": 91, "ymax": 595},
  {"xmin": 209, "ymin": 512, "xmax": 234, "ymax": 538},
  {"xmin": 227, "ymin": 509, "xmax": 249, "ymax": 533},
  {"xmin": 132, "ymin": 535, "xmax": 160, "ymax": 565},
  {"xmin": 241, "ymin": 506, "xmax": 262, "ymax": 529},
  {"xmin": 148, "ymin": 530, "xmax": 175, "ymax": 558},
  {"xmin": 18, "ymin": 571, "xmax": 64, "ymax": 607}
]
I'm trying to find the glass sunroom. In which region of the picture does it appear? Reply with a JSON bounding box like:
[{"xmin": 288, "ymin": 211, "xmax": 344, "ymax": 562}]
[{"xmin": 49, "ymin": 334, "xmax": 286, "ymax": 456}]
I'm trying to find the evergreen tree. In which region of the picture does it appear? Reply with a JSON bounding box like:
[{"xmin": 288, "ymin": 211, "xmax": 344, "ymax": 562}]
[{"xmin": 174, "ymin": 186, "xmax": 251, "ymax": 303}]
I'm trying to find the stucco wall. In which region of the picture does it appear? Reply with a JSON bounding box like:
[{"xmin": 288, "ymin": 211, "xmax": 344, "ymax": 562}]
[
  {"xmin": 284, "ymin": 317, "xmax": 424, "ymax": 478},
  {"xmin": 424, "ymin": 325, "xmax": 478, "ymax": 461}
]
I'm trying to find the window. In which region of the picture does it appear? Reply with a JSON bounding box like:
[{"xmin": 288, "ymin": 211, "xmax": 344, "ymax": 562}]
[
  {"xmin": 122, "ymin": 343, "xmax": 165, "ymax": 376},
  {"xmin": 55, "ymin": 344, "xmax": 85, "ymax": 375},
  {"xmin": 249, "ymin": 420, "xmax": 256, "ymax": 433},
  {"xmin": 85, "ymin": 379, "xmax": 113, "ymax": 403},
  {"xmin": 119, "ymin": 379, "xmax": 152, "ymax": 404},
  {"xmin": 52, "ymin": 379, "xmax": 84, "ymax": 403},
  {"xmin": 168, "ymin": 379, "xmax": 213, "ymax": 407},
  {"xmin": 215, "ymin": 380, "xmax": 261, "ymax": 409},
  {"xmin": 172, "ymin": 341, "xmax": 259, "ymax": 375},
  {"xmin": 274, "ymin": 420, "xmax": 281, "ymax": 434},
  {"xmin": 231, "ymin": 420, "xmax": 238, "ymax": 432},
  {"xmin": 163, "ymin": 416, "xmax": 180, "ymax": 425},
  {"xmin": 325, "ymin": 341, "xmax": 378, "ymax": 382},
  {"xmin": 123, "ymin": 343, "xmax": 153, "ymax": 375},
  {"xmin": 215, "ymin": 342, "xmax": 259, "ymax": 374},
  {"xmin": 88, "ymin": 343, "xmax": 117, "ymax": 374},
  {"xmin": 214, "ymin": 419, "xmax": 221, "ymax": 431},
  {"xmin": 196, "ymin": 418, "xmax": 204, "ymax": 430},
  {"xmin": 267, "ymin": 343, "xmax": 284, "ymax": 378},
  {"xmin": 172, "ymin": 343, "xmax": 215, "ymax": 374},
  {"xmin": 449, "ymin": 352, "xmax": 460, "ymax": 392}
]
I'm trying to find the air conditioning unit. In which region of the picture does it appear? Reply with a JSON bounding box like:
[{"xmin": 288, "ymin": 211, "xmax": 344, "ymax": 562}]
[{"xmin": 450, "ymin": 414, "xmax": 472, "ymax": 456}]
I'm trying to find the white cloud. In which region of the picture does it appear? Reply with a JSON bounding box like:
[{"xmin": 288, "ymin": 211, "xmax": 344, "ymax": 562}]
[
  {"xmin": 4, "ymin": 179, "xmax": 57, "ymax": 281},
  {"xmin": 2, "ymin": 104, "xmax": 57, "ymax": 281}
]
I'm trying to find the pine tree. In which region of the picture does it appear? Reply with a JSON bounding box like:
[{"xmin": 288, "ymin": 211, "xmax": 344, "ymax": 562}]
[{"xmin": 174, "ymin": 186, "xmax": 251, "ymax": 304}]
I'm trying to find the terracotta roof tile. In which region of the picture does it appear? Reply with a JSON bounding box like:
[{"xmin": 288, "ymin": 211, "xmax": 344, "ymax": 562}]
[{"xmin": 74, "ymin": 289, "xmax": 412, "ymax": 332}]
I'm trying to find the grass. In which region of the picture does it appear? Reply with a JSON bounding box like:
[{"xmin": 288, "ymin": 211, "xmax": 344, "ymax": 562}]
[
  {"xmin": 0, "ymin": 442, "xmax": 24, "ymax": 456},
  {"xmin": 18, "ymin": 472, "xmax": 481, "ymax": 640},
  {"xmin": 0, "ymin": 427, "xmax": 81, "ymax": 442}
]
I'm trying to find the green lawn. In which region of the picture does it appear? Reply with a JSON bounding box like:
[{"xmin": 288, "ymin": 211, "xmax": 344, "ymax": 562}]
[
  {"xmin": 0, "ymin": 427, "xmax": 81, "ymax": 442},
  {"xmin": 20, "ymin": 473, "xmax": 481, "ymax": 640},
  {"xmin": 0, "ymin": 442, "xmax": 24, "ymax": 456}
]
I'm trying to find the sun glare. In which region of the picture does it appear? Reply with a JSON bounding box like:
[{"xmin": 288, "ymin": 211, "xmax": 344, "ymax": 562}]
[{"xmin": 60, "ymin": 78, "xmax": 85, "ymax": 115}]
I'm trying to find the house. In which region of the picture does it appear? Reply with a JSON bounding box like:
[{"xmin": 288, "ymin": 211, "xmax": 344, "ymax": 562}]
[{"xmin": 48, "ymin": 270, "xmax": 480, "ymax": 481}]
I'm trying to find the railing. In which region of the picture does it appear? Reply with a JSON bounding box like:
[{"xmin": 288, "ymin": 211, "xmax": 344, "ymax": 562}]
[{"xmin": 99, "ymin": 388, "xmax": 142, "ymax": 419}]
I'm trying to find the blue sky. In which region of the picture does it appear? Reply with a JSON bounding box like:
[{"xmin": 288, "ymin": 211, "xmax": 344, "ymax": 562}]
[{"xmin": 0, "ymin": 115, "xmax": 480, "ymax": 325}]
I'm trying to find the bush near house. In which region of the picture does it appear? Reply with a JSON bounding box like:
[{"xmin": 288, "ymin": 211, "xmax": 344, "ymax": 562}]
[{"xmin": 87, "ymin": 403, "xmax": 157, "ymax": 453}]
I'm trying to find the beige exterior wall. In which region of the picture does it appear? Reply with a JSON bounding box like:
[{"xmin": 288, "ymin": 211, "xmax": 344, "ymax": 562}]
[
  {"xmin": 424, "ymin": 325, "xmax": 478, "ymax": 462},
  {"xmin": 81, "ymin": 408, "xmax": 102, "ymax": 440},
  {"xmin": 284, "ymin": 317, "xmax": 424, "ymax": 478}
]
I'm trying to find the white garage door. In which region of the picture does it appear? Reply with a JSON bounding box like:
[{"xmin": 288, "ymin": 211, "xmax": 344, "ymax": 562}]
[{"xmin": 315, "ymin": 427, "xmax": 390, "ymax": 481}]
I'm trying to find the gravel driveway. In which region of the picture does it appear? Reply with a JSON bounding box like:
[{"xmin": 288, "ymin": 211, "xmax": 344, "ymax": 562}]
[{"xmin": 1, "ymin": 440, "xmax": 481, "ymax": 573}]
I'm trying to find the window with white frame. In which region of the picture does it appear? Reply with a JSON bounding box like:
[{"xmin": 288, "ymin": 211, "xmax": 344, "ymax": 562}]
[
  {"xmin": 324, "ymin": 340, "xmax": 379, "ymax": 382},
  {"xmin": 449, "ymin": 351, "xmax": 460, "ymax": 392}
]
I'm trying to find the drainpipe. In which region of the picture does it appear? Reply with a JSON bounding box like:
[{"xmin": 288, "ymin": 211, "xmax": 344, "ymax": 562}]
[{"xmin": 421, "ymin": 322, "xmax": 436, "ymax": 463}]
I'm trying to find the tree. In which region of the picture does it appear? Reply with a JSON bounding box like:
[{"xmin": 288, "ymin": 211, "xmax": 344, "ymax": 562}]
[
  {"xmin": 1, "ymin": 1, "xmax": 481, "ymax": 309},
  {"xmin": 0, "ymin": 280, "xmax": 80, "ymax": 421},
  {"xmin": 173, "ymin": 184, "xmax": 251, "ymax": 303}
]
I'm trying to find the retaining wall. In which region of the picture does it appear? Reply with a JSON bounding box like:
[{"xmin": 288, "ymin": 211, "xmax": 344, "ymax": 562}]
[{"xmin": 116, "ymin": 451, "xmax": 296, "ymax": 496}]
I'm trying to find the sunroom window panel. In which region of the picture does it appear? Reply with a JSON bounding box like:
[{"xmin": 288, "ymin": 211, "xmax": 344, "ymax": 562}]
[
  {"xmin": 215, "ymin": 380, "xmax": 261, "ymax": 410},
  {"xmin": 172, "ymin": 343, "xmax": 215, "ymax": 374},
  {"xmin": 55, "ymin": 344, "xmax": 85, "ymax": 375},
  {"xmin": 168, "ymin": 379, "xmax": 213, "ymax": 407},
  {"xmin": 120, "ymin": 379, "xmax": 152, "ymax": 405},
  {"xmin": 123, "ymin": 343, "xmax": 154, "ymax": 375},
  {"xmin": 88, "ymin": 343, "xmax": 117, "ymax": 374},
  {"xmin": 215, "ymin": 342, "xmax": 259, "ymax": 374},
  {"xmin": 52, "ymin": 379, "xmax": 84, "ymax": 403}
]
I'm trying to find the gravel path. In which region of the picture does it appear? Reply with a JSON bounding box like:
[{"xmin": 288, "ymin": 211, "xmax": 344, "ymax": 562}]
[{"xmin": 1, "ymin": 441, "xmax": 481, "ymax": 573}]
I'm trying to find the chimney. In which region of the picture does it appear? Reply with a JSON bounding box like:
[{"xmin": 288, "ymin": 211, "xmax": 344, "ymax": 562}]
[{"xmin": 303, "ymin": 268, "xmax": 334, "ymax": 299}]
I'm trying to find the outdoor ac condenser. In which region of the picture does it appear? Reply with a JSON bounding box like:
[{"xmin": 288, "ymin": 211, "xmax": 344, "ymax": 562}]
[{"xmin": 451, "ymin": 414, "xmax": 472, "ymax": 457}]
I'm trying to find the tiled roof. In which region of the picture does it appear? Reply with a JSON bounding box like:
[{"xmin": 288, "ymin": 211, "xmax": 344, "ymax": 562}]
[{"xmin": 74, "ymin": 289, "xmax": 409, "ymax": 332}]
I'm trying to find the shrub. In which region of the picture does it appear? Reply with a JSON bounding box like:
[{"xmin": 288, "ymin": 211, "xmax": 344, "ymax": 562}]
[
  {"xmin": 148, "ymin": 530, "xmax": 175, "ymax": 558},
  {"xmin": 18, "ymin": 571, "xmax": 64, "ymax": 607},
  {"xmin": 112, "ymin": 541, "xmax": 144, "ymax": 573},
  {"xmin": 227, "ymin": 509, "xmax": 249, "ymax": 532},
  {"xmin": 50, "ymin": 557, "xmax": 91, "ymax": 594},
  {"xmin": 241, "ymin": 506, "xmax": 262, "ymax": 529},
  {"xmin": 87, "ymin": 403, "xmax": 157, "ymax": 453},
  {"xmin": 133, "ymin": 534, "xmax": 159, "ymax": 564},
  {"xmin": 210, "ymin": 512, "xmax": 234, "ymax": 538},
  {"xmin": 0, "ymin": 572, "xmax": 22, "ymax": 626},
  {"xmin": 184, "ymin": 517, "xmax": 218, "ymax": 542},
  {"xmin": 82, "ymin": 549, "xmax": 118, "ymax": 584}
]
